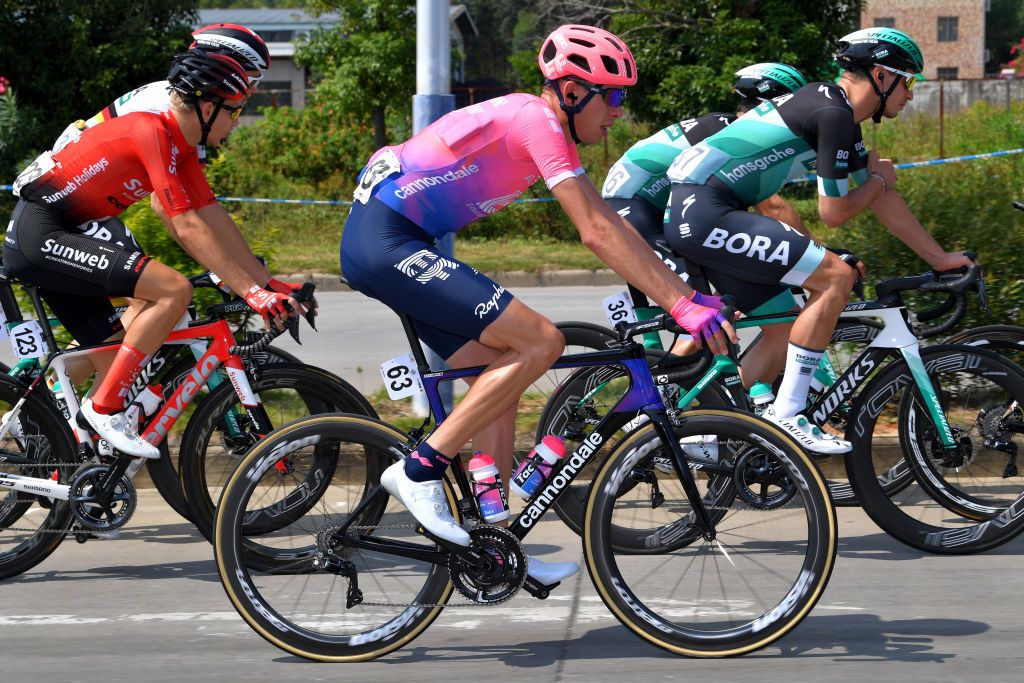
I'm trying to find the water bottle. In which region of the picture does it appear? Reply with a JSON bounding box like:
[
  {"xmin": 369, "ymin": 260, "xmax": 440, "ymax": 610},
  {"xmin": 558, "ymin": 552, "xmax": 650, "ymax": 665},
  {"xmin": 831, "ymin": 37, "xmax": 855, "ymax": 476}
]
[
  {"xmin": 748, "ymin": 381, "xmax": 775, "ymax": 416},
  {"xmin": 125, "ymin": 384, "xmax": 163, "ymax": 427},
  {"xmin": 468, "ymin": 452, "xmax": 509, "ymax": 523},
  {"xmin": 510, "ymin": 435, "xmax": 566, "ymax": 500}
]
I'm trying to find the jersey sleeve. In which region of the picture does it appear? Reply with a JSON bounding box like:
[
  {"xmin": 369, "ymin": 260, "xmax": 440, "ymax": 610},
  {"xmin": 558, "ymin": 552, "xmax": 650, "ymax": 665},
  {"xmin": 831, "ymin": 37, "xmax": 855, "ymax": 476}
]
[
  {"xmin": 807, "ymin": 105, "xmax": 859, "ymax": 198},
  {"xmin": 128, "ymin": 117, "xmax": 194, "ymax": 218},
  {"xmin": 507, "ymin": 100, "xmax": 584, "ymax": 189},
  {"xmin": 848, "ymin": 124, "xmax": 870, "ymax": 186},
  {"xmin": 177, "ymin": 149, "xmax": 217, "ymax": 211}
]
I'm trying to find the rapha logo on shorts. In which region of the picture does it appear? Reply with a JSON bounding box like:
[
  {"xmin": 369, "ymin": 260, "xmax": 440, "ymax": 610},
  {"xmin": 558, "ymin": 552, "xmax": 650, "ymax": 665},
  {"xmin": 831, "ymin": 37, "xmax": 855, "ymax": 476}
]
[
  {"xmin": 474, "ymin": 283, "xmax": 506, "ymax": 319},
  {"xmin": 395, "ymin": 250, "xmax": 459, "ymax": 284},
  {"xmin": 468, "ymin": 192, "xmax": 522, "ymax": 217}
]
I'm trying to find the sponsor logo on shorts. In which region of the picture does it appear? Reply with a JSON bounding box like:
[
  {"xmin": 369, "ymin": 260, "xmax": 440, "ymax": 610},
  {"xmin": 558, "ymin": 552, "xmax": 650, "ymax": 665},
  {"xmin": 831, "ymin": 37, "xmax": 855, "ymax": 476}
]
[
  {"xmin": 41, "ymin": 238, "xmax": 111, "ymax": 271},
  {"xmin": 394, "ymin": 249, "xmax": 459, "ymax": 284},
  {"xmin": 701, "ymin": 226, "xmax": 793, "ymax": 265},
  {"xmin": 677, "ymin": 192, "xmax": 696, "ymax": 238},
  {"xmin": 474, "ymin": 283, "xmax": 506, "ymax": 319}
]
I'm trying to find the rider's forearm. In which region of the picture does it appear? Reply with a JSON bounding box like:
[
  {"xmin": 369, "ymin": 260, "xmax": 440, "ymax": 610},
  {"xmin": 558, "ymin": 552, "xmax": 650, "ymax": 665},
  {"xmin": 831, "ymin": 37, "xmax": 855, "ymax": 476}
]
[
  {"xmin": 572, "ymin": 178, "xmax": 696, "ymax": 309},
  {"xmin": 818, "ymin": 176, "xmax": 885, "ymax": 227},
  {"xmin": 196, "ymin": 204, "xmax": 273, "ymax": 285},
  {"xmin": 171, "ymin": 212, "xmax": 260, "ymax": 294},
  {"xmin": 870, "ymin": 189, "xmax": 947, "ymax": 266}
]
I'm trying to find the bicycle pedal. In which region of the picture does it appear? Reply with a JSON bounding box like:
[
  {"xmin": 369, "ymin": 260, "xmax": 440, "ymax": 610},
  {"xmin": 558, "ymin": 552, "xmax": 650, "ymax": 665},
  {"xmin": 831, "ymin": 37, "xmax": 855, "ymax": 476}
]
[{"xmin": 523, "ymin": 575, "xmax": 559, "ymax": 600}]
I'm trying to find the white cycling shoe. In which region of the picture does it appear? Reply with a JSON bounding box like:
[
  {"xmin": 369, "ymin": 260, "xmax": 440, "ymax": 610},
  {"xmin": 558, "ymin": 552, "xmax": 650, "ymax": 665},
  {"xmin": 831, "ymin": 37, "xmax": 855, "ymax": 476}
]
[
  {"xmin": 527, "ymin": 555, "xmax": 579, "ymax": 585},
  {"xmin": 762, "ymin": 406, "xmax": 851, "ymax": 455},
  {"xmin": 1, "ymin": 411, "xmax": 26, "ymax": 447},
  {"xmin": 381, "ymin": 460, "xmax": 470, "ymax": 546},
  {"xmin": 81, "ymin": 400, "xmax": 160, "ymax": 459}
]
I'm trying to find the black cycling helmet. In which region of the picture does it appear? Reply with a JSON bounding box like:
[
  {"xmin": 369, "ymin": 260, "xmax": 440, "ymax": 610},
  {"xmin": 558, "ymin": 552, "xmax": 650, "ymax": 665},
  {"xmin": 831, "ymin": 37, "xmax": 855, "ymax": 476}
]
[
  {"xmin": 168, "ymin": 49, "xmax": 250, "ymax": 146},
  {"xmin": 733, "ymin": 63, "xmax": 807, "ymax": 108},
  {"xmin": 836, "ymin": 27, "xmax": 923, "ymax": 122},
  {"xmin": 191, "ymin": 23, "xmax": 270, "ymax": 83}
]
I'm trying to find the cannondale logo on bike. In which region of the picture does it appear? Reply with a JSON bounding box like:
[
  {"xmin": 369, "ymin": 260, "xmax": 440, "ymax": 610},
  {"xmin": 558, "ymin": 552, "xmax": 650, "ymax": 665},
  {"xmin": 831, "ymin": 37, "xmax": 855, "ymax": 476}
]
[{"xmin": 519, "ymin": 431, "xmax": 604, "ymax": 528}]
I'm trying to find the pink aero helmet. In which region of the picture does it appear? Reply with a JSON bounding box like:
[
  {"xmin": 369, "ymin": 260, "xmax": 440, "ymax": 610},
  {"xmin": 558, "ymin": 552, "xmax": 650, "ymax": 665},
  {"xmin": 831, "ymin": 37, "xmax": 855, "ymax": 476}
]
[{"xmin": 538, "ymin": 24, "xmax": 637, "ymax": 87}]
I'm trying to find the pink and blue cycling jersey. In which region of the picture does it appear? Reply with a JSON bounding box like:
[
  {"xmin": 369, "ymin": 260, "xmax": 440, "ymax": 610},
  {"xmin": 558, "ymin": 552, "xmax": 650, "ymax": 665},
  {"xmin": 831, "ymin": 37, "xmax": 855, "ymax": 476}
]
[{"xmin": 358, "ymin": 93, "xmax": 584, "ymax": 237}]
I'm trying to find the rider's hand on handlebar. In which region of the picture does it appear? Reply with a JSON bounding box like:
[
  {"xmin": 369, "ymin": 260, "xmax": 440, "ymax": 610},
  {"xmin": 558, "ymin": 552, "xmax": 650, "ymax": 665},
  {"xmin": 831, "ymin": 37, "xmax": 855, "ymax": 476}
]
[
  {"xmin": 670, "ymin": 294, "xmax": 737, "ymax": 356},
  {"xmin": 268, "ymin": 277, "xmax": 318, "ymax": 324},
  {"xmin": 929, "ymin": 251, "xmax": 977, "ymax": 273},
  {"xmin": 244, "ymin": 285, "xmax": 296, "ymax": 331}
]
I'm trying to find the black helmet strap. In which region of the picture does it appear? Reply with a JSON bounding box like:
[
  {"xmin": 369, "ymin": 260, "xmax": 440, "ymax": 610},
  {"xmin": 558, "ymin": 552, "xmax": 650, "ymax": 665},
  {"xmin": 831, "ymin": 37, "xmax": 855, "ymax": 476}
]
[
  {"xmin": 547, "ymin": 78, "xmax": 597, "ymax": 145},
  {"xmin": 194, "ymin": 97, "xmax": 226, "ymax": 147},
  {"xmin": 862, "ymin": 64, "xmax": 903, "ymax": 124}
]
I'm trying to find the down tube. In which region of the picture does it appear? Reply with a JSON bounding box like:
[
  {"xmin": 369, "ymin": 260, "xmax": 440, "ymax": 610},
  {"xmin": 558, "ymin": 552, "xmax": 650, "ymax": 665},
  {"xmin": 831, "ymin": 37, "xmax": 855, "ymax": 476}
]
[{"xmin": 508, "ymin": 358, "xmax": 662, "ymax": 540}]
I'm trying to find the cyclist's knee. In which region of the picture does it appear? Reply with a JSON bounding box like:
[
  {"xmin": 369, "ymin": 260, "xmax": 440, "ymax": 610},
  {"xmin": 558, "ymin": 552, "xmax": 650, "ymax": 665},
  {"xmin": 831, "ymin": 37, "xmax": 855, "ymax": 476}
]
[
  {"xmin": 161, "ymin": 270, "xmax": 192, "ymax": 311},
  {"xmin": 807, "ymin": 253, "xmax": 857, "ymax": 294}
]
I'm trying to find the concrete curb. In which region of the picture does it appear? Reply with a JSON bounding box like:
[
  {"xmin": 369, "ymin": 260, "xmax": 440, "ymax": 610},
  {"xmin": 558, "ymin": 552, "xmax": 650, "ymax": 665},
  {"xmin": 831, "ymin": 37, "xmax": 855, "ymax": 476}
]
[{"xmin": 281, "ymin": 269, "xmax": 624, "ymax": 292}]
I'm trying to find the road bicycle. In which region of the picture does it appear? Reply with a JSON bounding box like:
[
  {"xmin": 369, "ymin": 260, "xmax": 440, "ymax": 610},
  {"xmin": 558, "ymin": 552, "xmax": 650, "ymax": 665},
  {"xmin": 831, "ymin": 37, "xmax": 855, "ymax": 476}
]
[
  {"xmin": 213, "ymin": 305, "xmax": 836, "ymax": 660},
  {"xmin": 0, "ymin": 268, "xmax": 305, "ymax": 522},
  {"xmin": 0, "ymin": 273, "xmax": 369, "ymax": 579},
  {"xmin": 540, "ymin": 265, "xmax": 1024, "ymax": 554}
]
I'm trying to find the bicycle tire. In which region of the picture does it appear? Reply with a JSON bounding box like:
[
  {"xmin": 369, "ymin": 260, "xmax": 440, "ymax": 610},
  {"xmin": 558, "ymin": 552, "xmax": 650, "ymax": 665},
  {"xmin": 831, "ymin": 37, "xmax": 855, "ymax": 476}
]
[
  {"xmin": 214, "ymin": 414, "xmax": 453, "ymax": 661},
  {"xmin": 179, "ymin": 363, "xmax": 378, "ymax": 543},
  {"xmin": 143, "ymin": 345, "xmax": 306, "ymax": 523},
  {"xmin": 584, "ymin": 409, "xmax": 836, "ymax": 656},
  {"xmin": 0, "ymin": 376, "xmax": 78, "ymax": 580},
  {"xmin": 536, "ymin": 355, "xmax": 732, "ymax": 541},
  {"xmin": 845, "ymin": 344, "xmax": 1024, "ymax": 553}
]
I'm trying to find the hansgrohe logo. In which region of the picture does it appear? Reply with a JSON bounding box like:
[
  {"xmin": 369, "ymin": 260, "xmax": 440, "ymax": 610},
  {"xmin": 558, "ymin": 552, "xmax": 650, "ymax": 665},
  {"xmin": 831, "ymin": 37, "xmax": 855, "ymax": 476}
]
[{"xmin": 723, "ymin": 147, "xmax": 796, "ymax": 182}]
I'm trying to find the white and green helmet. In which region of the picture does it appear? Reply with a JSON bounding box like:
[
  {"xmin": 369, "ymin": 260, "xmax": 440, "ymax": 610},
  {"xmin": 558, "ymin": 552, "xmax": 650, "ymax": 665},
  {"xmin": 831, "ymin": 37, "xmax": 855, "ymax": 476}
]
[
  {"xmin": 733, "ymin": 63, "xmax": 808, "ymax": 101},
  {"xmin": 836, "ymin": 27, "xmax": 924, "ymax": 74}
]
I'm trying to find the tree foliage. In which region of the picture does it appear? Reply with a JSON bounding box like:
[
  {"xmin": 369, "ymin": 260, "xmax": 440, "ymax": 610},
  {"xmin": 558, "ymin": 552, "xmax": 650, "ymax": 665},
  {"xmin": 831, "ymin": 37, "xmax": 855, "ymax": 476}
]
[
  {"xmin": 987, "ymin": 0, "xmax": 1024, "ymax": 74},
  {"xmin": 297, "ymin": 0, "xmax": 415, "ymax": 148},
  {"xmin": 0, "ymin": 0, "xmax": 197, "ymax": 184}
]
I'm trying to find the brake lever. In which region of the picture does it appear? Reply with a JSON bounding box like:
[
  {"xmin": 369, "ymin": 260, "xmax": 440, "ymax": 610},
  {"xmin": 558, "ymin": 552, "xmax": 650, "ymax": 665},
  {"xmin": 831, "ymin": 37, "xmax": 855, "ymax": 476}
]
[{"xmin": 292, "ymin": 282, "xmax": 318, "ymax": 331}]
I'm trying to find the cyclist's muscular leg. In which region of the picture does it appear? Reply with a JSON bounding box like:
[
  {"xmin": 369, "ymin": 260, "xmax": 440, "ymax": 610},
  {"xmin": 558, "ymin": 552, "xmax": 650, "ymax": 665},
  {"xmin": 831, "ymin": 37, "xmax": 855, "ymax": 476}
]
[
  {"xmin": 789, "ymin": 253, "xmax": 857, "ymax": 351},
  {"xmin": 425, "ymin": 300, "xmax": 564, "ymax": 462},
  {"xmin": 89, "ymin": 262, "xmax": 191, "ymax": 413},
  {"xmin": 447, "ymin": 340, "xmax": 520, "ymax": 484}
]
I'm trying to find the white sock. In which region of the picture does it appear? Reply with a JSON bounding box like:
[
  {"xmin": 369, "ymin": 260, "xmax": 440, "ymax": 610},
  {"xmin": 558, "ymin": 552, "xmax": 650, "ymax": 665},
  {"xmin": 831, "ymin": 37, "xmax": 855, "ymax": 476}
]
[{"xmin": 772, "ymin": 343, "xmax": 824, "ymax": 419}]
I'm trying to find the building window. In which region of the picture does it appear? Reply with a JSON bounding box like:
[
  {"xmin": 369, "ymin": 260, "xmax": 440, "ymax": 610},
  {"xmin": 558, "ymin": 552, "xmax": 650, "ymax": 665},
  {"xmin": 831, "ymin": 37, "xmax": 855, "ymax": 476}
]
[
  {"xmin": 247, "ymin": 81, "xmax": 293, "ymax": 112},
  {"xmin": 936, "ymin": 67, "xmax": 959, "ymax": 80},
  {"xmin": 257, "ymin": 30, "xmax": 294, "ymax": 43},
  {"xmin": 937, "ymin": 16, "xmax": 958, "ymax": 42},
  {"xmin": 874, "ymin": 17, "xmax": 896, "ymax": 28}
]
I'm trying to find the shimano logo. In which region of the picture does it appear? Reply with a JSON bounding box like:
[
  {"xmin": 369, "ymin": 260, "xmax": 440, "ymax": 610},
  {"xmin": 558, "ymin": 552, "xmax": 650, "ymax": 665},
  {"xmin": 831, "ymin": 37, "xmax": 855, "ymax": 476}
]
[
  {"xmin": 722, "ymin": 147, "xmax": 796, "ymax": 182},
  {"xmin": 393, "ymin": 164, "xmax": 480, "ymax": 199},
  {"xmin": 41, "ymin": 239, "xmax": 110, "ymax": 270}
]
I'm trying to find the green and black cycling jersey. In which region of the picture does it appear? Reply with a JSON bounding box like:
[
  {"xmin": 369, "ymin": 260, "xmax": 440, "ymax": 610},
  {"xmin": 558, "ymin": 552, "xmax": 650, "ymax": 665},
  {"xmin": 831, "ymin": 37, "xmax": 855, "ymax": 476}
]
[
  {"xmin": 602, "ymin": 113, "xmax": 734, "ymax": 208},
  {"xmin": 667, "ymin": 82, "xmax": 869, "ymax": 205}
]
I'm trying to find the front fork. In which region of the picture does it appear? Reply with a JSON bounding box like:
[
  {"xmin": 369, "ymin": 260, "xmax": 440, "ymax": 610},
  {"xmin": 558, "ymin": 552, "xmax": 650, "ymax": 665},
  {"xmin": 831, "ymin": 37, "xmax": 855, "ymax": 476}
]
[
  {"xmin": 901, "ymin": 343, "xmax": 958, "ymax": 450},
  {"xmin": 644, "ymin": 406, "xmax": 716, "ymax": 540}
]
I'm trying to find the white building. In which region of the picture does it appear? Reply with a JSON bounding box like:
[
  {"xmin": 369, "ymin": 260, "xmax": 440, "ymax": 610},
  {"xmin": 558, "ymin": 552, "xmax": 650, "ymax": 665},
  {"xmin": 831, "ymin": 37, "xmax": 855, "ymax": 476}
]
[{"xmin": 196, "ymin": 6, "xmax": 477, "ymax": 120}]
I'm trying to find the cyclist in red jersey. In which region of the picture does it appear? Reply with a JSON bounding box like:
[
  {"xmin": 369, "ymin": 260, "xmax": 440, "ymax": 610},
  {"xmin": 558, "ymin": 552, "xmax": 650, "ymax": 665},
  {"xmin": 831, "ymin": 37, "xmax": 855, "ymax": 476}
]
[
  {"xmin": 4, "ymin": 50, "xmax": 296, "ymax": 458},
  {"xmin": 342, "ymin": 26, "xmax": 735, "ymax": 582},
  {"xmin": 49, "ymin": 24, "xmax": 315, "ymax": 326}
]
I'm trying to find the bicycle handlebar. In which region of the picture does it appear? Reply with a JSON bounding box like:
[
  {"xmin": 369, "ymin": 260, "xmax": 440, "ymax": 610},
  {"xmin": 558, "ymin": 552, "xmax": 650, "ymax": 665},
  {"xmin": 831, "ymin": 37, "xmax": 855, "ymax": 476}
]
[
  {"xmin": 190, "ymin": 281, "xmax": 318, "ymax": 352},
  {"xmin": 873, "ymin": 254, "xmax": 983, "ymax": 338}
]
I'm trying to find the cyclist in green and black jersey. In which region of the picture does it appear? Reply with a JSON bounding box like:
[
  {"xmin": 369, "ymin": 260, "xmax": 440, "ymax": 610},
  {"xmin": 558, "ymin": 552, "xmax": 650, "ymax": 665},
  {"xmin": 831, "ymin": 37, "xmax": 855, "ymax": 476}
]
[
  {"xmin": 664, "ymin": 28, "xmax": 975, "ymax": 454},
  {"xmin": 602, "ymin": 63, "xmax": 808, "ymax": 290}
]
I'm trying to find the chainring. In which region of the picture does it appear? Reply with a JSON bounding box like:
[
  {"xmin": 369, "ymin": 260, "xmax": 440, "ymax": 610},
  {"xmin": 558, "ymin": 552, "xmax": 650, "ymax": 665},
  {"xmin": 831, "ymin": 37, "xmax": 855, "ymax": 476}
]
[
  {"xmin": 69, "ymin": 463, "xmax": 137, "ymax": 531},
  {"xmin": 733, "ymin": 445, "xmax": 796, "ymax": 510},
  {"xmin": 449, "ymin": 525, "xmax": 526, "ymax": 604}
]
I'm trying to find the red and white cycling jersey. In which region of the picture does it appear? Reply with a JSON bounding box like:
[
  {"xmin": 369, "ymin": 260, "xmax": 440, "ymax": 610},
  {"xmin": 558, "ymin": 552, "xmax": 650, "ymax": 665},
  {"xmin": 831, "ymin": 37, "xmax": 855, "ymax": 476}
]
[
  {"xmin": 52, "ymin": 81, "xmax": 173, "ymax": 154},
  {"xmin": 14, "ymin": 110, "xmax": 215, "ymax": 226},
  {"xmin": 356, "ymin": 93, "xmax": 584, "ymax": 237}
]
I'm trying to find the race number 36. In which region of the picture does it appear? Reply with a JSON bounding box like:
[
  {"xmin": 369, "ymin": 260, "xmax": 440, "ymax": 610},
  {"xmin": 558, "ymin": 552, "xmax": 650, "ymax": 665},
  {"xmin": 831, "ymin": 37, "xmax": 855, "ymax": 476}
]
[
  {"xmin": 8, "ymin": 320, "xmax": 47, "ymax": 360},
  {"xmin": 379, "ymin": 353, "xmax": 425, "ymax": 401},
  {"xmin": 603, "ymin": 291, "xmax": 637, "ymax": 327}
]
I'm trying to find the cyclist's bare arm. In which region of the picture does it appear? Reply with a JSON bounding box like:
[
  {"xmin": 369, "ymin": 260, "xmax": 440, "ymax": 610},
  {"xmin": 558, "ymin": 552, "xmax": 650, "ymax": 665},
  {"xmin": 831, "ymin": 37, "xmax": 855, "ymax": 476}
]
[
  {"xmin": 868, "ymin": 188, "xmax": 975, "ymax": 271},
  {"xmin": 553, "ymin": 175, "xmax": 735, "ymax": 350}
]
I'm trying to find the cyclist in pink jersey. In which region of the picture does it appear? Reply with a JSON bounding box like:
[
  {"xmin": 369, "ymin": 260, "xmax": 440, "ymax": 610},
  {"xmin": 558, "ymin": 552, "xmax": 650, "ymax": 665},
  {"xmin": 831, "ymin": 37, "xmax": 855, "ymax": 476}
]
[{"xmin": 341, "ymin": 25, "xmax": 734, "ymax": 586}]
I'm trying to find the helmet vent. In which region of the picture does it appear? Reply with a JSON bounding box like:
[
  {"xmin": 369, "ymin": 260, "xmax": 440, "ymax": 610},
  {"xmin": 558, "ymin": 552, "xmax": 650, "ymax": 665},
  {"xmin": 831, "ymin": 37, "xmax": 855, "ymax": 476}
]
[
  {"xmin": 568, "ymin": 55, "xmax": 592, "ymax": 73},
  {"xmin": 601, "ymin": 55, "xmax": 620, "ymax": 76}
]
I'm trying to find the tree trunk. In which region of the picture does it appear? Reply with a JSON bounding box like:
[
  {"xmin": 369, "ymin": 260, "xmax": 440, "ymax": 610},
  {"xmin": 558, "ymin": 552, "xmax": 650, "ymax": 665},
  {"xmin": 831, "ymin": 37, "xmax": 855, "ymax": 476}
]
[{"xmin": 373, "ymin": 106, "xmax": 387, "ymax": 148}]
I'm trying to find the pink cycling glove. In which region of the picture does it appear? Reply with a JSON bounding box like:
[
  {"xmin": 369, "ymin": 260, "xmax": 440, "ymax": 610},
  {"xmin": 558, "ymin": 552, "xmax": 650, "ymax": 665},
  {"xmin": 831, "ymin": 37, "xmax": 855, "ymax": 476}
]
[
  {"xmin": 689, "ymin": 291, "xmax": 724, "ymax": 311},
  {"xmin": 670, "ymin": 294, "xmax": 726, "ymax": 343}
]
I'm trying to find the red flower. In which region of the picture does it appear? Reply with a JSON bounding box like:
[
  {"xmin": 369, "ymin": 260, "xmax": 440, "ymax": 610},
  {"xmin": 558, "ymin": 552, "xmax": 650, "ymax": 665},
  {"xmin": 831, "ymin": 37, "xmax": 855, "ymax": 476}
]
[{"xmin": 0, "ymin": 76, "xmax": 9, "ymax": 94}]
